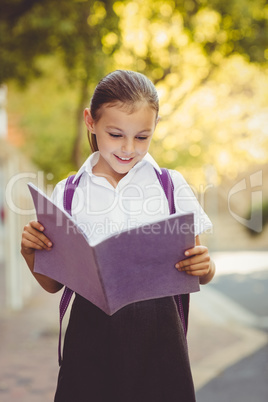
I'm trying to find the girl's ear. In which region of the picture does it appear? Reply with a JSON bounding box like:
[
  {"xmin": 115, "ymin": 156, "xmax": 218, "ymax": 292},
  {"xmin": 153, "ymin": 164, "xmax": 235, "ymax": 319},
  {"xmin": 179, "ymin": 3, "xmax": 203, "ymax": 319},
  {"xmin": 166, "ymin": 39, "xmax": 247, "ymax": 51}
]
[
  {"xmin": 156, "ymin": 115, "xmax": 161, "ymax": 125},
  {"xmin": 84, "ymin": 108, "xmax": 95, "ymax": 132},
  {"xmin": 154, "ymin": 115, "xmax": 161, "ymax": 130}
]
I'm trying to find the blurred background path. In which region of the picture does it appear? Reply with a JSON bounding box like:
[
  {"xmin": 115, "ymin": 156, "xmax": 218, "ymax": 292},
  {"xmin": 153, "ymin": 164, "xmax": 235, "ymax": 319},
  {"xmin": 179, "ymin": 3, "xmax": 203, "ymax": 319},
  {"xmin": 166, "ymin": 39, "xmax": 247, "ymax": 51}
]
[{"xmin": 190, "ymin": 251, "xmax": 268, "ymax": 402}]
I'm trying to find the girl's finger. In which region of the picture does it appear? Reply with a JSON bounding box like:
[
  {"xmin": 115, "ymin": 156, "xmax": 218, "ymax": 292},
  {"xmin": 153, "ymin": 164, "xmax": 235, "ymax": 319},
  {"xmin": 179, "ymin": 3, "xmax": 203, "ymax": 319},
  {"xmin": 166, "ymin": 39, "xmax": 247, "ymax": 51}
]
[
  {"xmin": 22, "ymin": 224, "xmax": 52, "ymax": 247},
  {"xmin": 185, "ymin": 268, "xmax": 210, "ymax": 277},
  {"xmin": 23, "ymin": 224, "xmax": 52, "ymax": 248},
  {"xmin": 176, "ymin": 255, "xmax": 207, "ymax": 270},
  {"xmin": 177, "ymin": 260, "xmax": 210, "ymax": 272},
  {"xmin": 22, "ymin": 237, "xmax": 46, "ymax": 251},
  {"xmin": 183, "ymin": 262, "xmax": 210, "ymax": 276},
  {"xmin": 24, "ymin": 232, "xmax": 52, "ymax": 250},
  {"xmin": 29, "ymin": 220, "xmax": 45, "ymax": 232},
  {"xmin": 185, "ymin": 245, "xmax": 208, "ymax": 257}
]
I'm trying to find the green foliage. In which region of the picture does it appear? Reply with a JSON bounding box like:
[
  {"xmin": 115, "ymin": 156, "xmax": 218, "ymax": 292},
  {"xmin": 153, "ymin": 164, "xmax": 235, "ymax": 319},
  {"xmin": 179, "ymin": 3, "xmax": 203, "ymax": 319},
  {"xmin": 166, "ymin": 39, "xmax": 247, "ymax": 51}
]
[
  {"xmin": 7, "ymin": 57, "xmax": 82, "ymax": 183},
  {"xmin": 2, "ymin": 0, "xmax": 268, "ymax": 185},
  {"xmin": 1, "ymin": 0, "xmax": 120, "ymax": 168},
  {"xmin": 207, "ymin": 0, "xmax": 268, "ymax": 63},
  {"xmin": 0, "ymin": 0, "xmax": 120, "ymax": 86},
  {"xmin": 171, "ymin": 0, "xmax": 268, "ymax": 63},
  {"xmin": 112, "ymin": 0, "xmax": 268, "ymax": 184}
]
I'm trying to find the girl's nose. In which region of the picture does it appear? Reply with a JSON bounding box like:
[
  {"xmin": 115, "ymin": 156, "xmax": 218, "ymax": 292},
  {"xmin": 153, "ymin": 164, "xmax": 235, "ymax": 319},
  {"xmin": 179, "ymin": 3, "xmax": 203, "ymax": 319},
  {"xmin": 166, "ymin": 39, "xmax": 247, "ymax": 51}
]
[{"xmin": 122, "ymin": 139, "xmax": 134, "ymax": 154}]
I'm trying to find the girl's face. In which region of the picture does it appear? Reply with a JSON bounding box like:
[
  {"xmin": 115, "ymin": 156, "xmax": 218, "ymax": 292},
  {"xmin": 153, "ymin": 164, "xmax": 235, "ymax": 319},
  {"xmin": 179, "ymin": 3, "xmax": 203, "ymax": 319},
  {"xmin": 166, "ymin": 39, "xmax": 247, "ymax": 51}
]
[{"xmin": 84, "ymin": 102, "xmax": 158, "ymax": 185}]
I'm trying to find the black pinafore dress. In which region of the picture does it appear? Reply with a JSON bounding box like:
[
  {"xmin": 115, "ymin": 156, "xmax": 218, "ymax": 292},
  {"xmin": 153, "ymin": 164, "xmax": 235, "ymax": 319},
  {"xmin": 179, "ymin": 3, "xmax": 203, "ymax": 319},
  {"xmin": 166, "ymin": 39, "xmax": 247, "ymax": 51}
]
[{"xmin": 54, "ymin": 294, "xmax": 196, "ymax": 402}]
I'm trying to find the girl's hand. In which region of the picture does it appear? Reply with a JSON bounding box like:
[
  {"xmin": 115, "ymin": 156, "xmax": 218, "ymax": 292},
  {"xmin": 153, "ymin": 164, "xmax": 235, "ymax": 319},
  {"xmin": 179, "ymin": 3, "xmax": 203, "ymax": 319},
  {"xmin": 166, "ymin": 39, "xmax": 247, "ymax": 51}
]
[
  {"xmin": 175, "ymin": 245, "xmax": 210, "ymax": 277},
  {"xmin": 175, "ymin": 235, "xmax": 215, "ymax": 284},
  {"xmin": 21, "ymin": 221, "xmax": 62, "ymax": 293},
  {"xmin": 21, "ymin": 221, "xmax": 53, "ymax": 255}
]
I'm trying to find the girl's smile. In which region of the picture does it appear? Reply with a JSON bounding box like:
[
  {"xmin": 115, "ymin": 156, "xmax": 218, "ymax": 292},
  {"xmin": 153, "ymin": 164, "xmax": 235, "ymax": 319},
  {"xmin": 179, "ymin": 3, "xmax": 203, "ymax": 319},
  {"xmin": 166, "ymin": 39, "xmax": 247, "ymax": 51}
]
[
  {"xmin": 84, "ymin": 102, "xmax": 158, "ymax": 185},
  {"xmin": 114, "ymin": 155, "xmax": 134, "ymax": 163}
]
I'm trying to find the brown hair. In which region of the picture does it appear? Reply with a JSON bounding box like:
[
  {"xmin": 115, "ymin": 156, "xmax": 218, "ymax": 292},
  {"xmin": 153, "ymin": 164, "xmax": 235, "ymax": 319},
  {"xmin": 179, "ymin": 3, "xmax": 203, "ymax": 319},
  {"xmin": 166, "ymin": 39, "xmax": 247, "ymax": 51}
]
[{"xmin": 87, "ymin": 70, "xmax": 159, "ymax": 152}]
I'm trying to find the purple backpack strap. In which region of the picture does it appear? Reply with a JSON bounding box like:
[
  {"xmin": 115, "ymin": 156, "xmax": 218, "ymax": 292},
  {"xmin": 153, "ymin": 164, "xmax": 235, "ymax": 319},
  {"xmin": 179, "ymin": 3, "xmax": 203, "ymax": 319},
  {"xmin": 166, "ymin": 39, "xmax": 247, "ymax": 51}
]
[
  {"xmin": 58, "ymin": 174, "xmax": 81, "ymax": 366},
  {"xmin": 154, "ymin": 168, "xmax": 190, "ymax": 337}
]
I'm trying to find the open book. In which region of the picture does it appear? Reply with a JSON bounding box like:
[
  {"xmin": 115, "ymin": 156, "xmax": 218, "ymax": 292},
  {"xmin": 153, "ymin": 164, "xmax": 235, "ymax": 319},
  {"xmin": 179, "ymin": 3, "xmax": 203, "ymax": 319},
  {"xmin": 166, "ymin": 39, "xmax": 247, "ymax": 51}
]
[{"xmin": 28, "ymin": 183, "xmax": 199, "ymax": 315}]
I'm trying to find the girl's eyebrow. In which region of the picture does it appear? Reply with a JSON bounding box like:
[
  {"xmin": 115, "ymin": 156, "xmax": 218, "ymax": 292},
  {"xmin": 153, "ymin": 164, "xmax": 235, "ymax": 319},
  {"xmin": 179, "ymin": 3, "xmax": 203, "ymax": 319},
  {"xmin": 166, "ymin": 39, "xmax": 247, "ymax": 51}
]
[
  {"xmin": 106, "ymin": 126, "xmax": 152, "ymax": 135},
  {"xmin": 106, "ymin": 126, "xmax": 124, "ymax": 132}
]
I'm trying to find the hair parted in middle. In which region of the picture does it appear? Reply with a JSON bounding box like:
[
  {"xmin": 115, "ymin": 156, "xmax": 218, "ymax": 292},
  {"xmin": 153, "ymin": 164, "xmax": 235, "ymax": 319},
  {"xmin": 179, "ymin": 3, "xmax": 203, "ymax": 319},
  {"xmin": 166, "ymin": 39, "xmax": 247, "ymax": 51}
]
[{"xmin": 87, "ymin": 70, "xmax": 159, "ymax": 153}]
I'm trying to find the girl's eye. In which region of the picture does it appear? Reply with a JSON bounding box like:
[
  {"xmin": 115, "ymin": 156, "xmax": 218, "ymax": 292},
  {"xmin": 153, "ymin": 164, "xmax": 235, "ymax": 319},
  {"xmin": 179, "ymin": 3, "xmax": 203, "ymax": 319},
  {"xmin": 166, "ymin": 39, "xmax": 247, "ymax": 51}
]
[
  {"xmin": 109, "ymin": 133, "xmax": 122, "ymax": 138},
  {"xmin": 136, "ymin": 136, "xmax": 148, "ymax": 141}
]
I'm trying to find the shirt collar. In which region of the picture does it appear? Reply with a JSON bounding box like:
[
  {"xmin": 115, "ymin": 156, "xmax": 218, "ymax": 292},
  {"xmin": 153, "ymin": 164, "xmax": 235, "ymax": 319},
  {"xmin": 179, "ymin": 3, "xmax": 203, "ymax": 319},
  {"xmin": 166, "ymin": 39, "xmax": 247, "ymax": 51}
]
[
  {"xmin": 72, "ymin": 151, "xmax": 162, "ymax": 183},
  {"xmin": 72, "ymin": 152, "xmax": 100, "ymax": 183},
  {"xmin": 142, "ymin": 153, "xmax": 162, "ymax": 173}
]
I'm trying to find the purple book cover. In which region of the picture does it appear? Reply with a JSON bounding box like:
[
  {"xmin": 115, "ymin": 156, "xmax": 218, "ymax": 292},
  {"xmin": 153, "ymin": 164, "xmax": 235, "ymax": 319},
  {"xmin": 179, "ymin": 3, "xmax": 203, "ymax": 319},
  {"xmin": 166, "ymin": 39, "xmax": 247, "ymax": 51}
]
[{"xmin": 28, "ymin": 183, "xmax": 199, "ymax": 315}]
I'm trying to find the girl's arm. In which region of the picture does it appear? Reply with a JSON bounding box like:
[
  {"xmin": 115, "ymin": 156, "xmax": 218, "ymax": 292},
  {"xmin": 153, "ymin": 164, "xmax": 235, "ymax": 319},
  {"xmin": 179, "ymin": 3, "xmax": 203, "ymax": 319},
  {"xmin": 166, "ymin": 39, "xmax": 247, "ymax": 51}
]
[
  {"xmin": 175, "ymin": 235, "xmax": 216, "ymax": 285},
  {"xmin": 21, "ymin": 221, "xmax": 63, "ymax": 293}
]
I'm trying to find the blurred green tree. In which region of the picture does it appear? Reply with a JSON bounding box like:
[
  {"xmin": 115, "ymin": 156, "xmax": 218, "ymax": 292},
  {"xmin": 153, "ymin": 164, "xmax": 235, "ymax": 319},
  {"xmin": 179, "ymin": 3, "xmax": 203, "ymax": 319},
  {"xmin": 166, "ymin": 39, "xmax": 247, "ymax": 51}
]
[
  {"xmin": 175, "ymin": 0, "xmax": 268, "ymax": 63},
  {"xmin": 1, "ymin": 0, "xmax": 268, "ymax": 183},
  {"xmin": 112, "ymin": 0, "xmax": 268, "ymax": 183},
  {"xmin": 0, "ymin": 0, "xmax": 120, "ymax": 167}
]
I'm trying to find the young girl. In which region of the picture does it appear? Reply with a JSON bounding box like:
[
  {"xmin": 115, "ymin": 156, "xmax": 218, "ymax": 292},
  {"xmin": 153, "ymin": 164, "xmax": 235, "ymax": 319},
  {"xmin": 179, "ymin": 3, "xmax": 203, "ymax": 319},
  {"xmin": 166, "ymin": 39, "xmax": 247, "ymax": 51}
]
[{"xmin": 21, "ymin": 70, "xmax": 215, "ymax": 402}]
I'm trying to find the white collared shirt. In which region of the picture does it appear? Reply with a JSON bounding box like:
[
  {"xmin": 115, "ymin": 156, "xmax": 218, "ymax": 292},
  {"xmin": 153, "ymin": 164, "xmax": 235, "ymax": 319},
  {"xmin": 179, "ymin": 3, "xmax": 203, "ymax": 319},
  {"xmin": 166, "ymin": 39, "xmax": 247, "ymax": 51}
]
[{"xmin": 51, "ymin": 152, "xmax": 212, "ymax": 246}]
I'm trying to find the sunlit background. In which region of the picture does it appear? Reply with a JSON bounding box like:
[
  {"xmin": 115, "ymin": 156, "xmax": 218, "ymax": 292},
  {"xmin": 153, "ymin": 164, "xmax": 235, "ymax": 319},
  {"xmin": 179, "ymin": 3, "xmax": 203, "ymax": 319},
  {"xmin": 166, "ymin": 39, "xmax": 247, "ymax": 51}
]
[{"xmin": 0, "ymin": 1, "xmax": 267, "ymax": 400}]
